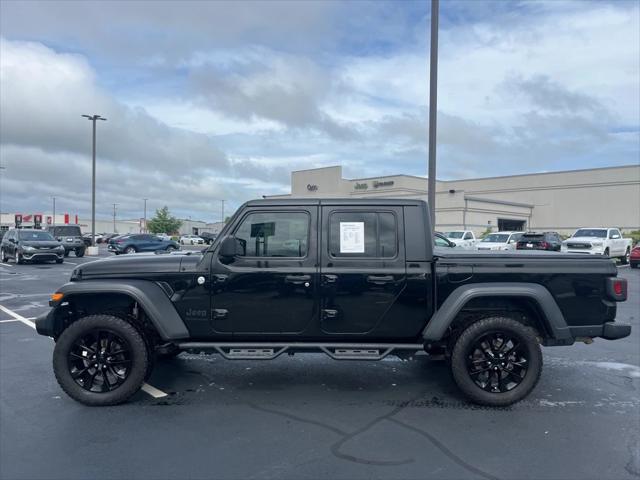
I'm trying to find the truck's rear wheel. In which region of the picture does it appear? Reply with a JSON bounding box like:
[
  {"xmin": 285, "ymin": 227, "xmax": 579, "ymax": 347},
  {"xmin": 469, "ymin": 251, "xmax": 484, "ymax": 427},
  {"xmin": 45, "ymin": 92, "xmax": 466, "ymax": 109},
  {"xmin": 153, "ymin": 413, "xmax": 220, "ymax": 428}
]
[
  {"xmin": 621, "ymin": 248, "xmax": 630, "ymax": 265},
  {"xmin": 450, "ymin": 316, "xmax": 542, "ymax": 407},
  {"xmin": 53, "ymin": 315, "xmax": 149, "ymax": 406}
]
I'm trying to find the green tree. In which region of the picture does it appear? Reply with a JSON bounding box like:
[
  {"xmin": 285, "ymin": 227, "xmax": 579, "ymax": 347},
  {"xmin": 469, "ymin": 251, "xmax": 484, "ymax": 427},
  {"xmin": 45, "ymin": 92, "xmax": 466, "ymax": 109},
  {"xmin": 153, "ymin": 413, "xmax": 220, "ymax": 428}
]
[{"xmin": 147, "ymin": 206, "xmax": 183, "ymax": 234}]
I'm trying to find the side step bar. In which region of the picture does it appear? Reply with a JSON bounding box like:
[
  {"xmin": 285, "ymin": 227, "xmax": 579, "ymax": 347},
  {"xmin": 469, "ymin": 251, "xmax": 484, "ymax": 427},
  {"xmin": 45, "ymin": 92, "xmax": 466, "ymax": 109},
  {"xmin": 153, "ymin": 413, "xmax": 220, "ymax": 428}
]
[{"xmin": 176, "ymin": 342, "xmax": 425, "ymax": 361}]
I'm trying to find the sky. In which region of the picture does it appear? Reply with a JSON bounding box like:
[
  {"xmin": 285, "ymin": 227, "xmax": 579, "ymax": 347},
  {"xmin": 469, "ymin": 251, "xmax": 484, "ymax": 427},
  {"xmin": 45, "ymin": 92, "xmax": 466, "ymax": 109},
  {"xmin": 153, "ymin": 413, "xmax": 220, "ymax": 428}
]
[{"xmin": 1, "ymin": 0, "xmax": 639, "ymax": 223}]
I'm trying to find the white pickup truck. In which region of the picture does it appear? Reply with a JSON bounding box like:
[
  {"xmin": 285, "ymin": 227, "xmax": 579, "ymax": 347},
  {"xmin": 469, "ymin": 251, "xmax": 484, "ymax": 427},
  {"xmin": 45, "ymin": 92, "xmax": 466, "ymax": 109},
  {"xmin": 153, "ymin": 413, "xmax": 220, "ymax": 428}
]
[
  {"xmin": 443, "ymin": 230, "xmax": 477, "ymax": 250},
  {"xmin": 561, "ymin": 227, "xmax": 632, "ymax": 264}
]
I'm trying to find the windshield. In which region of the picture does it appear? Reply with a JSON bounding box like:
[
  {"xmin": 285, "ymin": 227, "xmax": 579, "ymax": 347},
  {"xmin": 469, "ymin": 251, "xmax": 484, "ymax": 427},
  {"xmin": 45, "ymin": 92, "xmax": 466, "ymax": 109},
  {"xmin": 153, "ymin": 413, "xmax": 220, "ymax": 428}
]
[
  {"xmin": 18, "ymin": 231, "xmax": 55, "ymax": 241},
  {"xmin": 481, "ymin": 234, "xmax": 510, "ymax": 243},
  {"xmin": 444, "ymin": 231, "xmax": 464, "ymax": 239},
  {"xmin": 573, "ymin": 229, "xmax": 607, "ymax": 238},
  {"xmin": 52, "ymin": 226, "xmax": 81, "ymax": 236}
]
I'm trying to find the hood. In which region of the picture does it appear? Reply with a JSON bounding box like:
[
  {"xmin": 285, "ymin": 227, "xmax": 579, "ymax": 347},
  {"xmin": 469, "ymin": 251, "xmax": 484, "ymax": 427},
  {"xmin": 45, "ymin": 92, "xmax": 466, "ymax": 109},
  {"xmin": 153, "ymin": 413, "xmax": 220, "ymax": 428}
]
[
  {"xmin": 20, "ymin": 240, "xmax": 63, "ymax": 248},
  {"xmin": 72, "ymin": 251, "xmax": 205, "ymax": 278},
  {"xmin": 566, "ymin": 237, "xmax": 605, "ymax": 243}
]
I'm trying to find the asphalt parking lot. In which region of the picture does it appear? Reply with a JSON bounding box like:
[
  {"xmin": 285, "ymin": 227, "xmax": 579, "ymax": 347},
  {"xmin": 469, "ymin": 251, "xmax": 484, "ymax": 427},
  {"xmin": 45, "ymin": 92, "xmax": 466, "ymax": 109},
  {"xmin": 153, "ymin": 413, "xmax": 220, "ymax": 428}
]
[{"xmin": 1, "ymin": 248, "xmax": 638, "ymax": 480}]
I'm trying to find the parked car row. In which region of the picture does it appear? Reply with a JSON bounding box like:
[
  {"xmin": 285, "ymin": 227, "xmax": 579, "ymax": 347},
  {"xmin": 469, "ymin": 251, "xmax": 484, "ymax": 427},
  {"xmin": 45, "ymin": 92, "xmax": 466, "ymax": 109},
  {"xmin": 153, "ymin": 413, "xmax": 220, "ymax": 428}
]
[{"xmin": 440, "ymin": 227, "xmax": 634, "ymax": 264}]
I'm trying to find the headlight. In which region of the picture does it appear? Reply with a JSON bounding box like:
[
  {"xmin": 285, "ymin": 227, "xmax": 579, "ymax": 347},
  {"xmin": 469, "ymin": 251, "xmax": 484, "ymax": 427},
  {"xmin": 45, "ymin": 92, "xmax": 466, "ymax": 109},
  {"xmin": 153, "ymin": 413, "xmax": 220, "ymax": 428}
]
[
  {"xmin": 592, "ymin": 242, "xmax": 603, "ymax": 247},
  {"xmin": 22, "ymin": 246, "xmax": 35, "ymax": 252}
]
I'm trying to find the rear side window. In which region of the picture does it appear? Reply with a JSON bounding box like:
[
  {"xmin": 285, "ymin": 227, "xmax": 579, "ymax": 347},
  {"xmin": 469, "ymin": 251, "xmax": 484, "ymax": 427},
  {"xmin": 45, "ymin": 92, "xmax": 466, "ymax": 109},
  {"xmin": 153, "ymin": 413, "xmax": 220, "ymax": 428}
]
[
  {"xmin": 234, "ymin": 211, "xmax": 309, "ymax": 258},
  {"xmin": 329, "ymin": 211, "xmax": 397, "ymax": 258},
  {"xmin": 51, "ymin": 226, "xmax": 81, "ymax": 236}
]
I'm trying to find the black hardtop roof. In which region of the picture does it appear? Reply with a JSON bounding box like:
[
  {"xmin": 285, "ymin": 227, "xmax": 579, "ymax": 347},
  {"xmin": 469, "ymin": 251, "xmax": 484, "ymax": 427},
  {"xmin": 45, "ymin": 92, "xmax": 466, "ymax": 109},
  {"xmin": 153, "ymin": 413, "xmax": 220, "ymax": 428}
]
[{"xmin": 245, "ymin": 198, "xmax": 428, "ymax": 207}]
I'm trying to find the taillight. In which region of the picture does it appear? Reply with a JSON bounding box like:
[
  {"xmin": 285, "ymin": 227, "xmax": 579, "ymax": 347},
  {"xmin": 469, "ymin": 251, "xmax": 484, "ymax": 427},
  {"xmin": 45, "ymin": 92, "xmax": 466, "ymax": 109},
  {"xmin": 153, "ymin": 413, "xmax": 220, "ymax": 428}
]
[
  {"xmin": 539, "ymin": 241, "xmax": 549, "ymax": 249},
  {"xmin": 606, "ymin": 277, "xmax": 627, "ymax": 302}
]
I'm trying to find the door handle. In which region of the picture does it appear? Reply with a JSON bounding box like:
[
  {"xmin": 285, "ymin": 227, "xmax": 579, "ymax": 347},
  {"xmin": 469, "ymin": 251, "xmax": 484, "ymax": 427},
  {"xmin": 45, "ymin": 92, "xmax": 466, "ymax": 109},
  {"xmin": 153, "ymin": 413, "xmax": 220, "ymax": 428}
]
[
  {"xmin": 284, "ymin": 274, "xmax": 311, "ymax": 285},
  {"xmin": 322, "ymin": 274, "xmax": 338, "ymax": 284},
  {"xmin": 366, "ymin": 275, "xmax": 394, "ymax": 284},
  {"xmin": 213, "ymin": 274, "xmax": 228, "ymax": 283}
]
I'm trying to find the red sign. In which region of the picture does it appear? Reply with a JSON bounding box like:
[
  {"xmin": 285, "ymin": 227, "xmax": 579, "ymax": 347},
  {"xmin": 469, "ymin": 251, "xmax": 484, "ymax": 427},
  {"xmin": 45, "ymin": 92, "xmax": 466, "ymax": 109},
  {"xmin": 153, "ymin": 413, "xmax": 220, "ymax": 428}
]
[
  {"xmin": 64, "ymin": 213, "xmax": 69, "ymax": 224},
  {"xmin": 75, "ymin": 214, "xmax": 78, "ymax": 225},
  {"xmin": 23, "ymin": 214, "xmax": 32, "ymax": 222}
]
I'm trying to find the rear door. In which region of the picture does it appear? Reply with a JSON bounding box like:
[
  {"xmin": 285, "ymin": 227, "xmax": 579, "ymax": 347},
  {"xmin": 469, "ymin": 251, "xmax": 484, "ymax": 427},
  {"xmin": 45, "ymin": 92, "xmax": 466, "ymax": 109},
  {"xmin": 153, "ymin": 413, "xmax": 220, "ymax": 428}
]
[{"xmin": 319, "ymin": 206, "xmax": 407, "ymax": 336}]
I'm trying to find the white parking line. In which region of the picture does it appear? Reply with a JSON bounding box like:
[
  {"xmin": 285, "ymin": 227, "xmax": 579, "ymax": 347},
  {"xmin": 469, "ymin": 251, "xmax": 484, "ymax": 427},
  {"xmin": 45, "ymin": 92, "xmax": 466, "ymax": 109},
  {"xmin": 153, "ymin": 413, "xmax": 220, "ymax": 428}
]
[
  {"xmin": 0, "ymin": 317, "xmax": 36, "ymax": 323},
  {"xmin": 64, "ymin": 261, "xmax": 78, "ymax": 265},
  {"xmin": 0, "ymin": 303, "xmax": 168, "ymax": 399},
  {"xmin": 141, "ymin": 383, "xmax": 168, "ymax": 398},
  {"xmin": 0, "ymin": 305, "xmax": 36, "ymax": 329},
  {"xmin": 0, "ymin": 262, "xmax": 14, "ymax": 268}
]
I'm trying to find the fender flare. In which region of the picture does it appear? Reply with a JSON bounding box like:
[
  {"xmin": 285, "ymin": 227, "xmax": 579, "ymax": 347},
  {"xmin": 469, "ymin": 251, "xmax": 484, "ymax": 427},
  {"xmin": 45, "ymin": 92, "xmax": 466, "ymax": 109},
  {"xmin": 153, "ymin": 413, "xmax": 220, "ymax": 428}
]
[
  {"xmin": 53, "ymin": 280, "xmax": 190, "ymax": 340},
  {"xmin": 422, "ymin": 282, "xmax": 572, "ymax": 342}
]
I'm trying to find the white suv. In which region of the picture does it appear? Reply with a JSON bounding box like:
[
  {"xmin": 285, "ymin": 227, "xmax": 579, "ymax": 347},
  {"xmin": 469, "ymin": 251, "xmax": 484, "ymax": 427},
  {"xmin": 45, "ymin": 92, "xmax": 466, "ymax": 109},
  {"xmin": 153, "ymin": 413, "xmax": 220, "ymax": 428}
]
[
  {"xmin": 476, "ymin": 232, "xmax": 523, "ymax": 251},
  {"xmin": 562, "ymin": 228, "xmax": 632, "ymax": 264}
]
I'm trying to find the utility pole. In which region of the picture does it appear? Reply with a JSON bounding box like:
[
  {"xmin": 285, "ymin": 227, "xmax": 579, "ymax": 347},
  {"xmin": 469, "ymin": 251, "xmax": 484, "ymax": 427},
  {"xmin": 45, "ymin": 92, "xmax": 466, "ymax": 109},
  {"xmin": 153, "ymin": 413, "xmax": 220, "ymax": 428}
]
[
  {"xmin": 112, "ymin": 203, "xmax": 118, "ymax": 233},
  {"xmin": 427, "ymin": 0, "xmax": 439, "ymax": 229},
  {"xmin": 221, "ymin": 200, "xmax": 225, "ymax": 224},
  {"xmin": 82, "ymin": 114, "xmax": 107, "ymax": 246},
  {"xmin": 52, "ymin": 197, "xmax": 56, "ymax": 226},
  {"xmin": 143, "ymin": 198, "xmax": 148, "ymax": 233}
]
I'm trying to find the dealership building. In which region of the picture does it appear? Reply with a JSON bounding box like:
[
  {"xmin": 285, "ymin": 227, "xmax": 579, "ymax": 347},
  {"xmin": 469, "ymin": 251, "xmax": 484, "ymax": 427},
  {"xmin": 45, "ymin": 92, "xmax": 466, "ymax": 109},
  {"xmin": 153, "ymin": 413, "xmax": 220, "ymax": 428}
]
[{"xmin": 266, "ymin": 164, "xmax": 640, "ymax": 235}]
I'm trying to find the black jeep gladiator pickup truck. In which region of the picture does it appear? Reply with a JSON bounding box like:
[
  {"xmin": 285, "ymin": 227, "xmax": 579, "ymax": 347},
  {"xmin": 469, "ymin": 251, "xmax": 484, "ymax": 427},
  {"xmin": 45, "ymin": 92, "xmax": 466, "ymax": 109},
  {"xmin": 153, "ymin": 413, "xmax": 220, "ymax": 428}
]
[{"xmin": 36, "ymin": 199, "xmax": 630, "ymax": 406}]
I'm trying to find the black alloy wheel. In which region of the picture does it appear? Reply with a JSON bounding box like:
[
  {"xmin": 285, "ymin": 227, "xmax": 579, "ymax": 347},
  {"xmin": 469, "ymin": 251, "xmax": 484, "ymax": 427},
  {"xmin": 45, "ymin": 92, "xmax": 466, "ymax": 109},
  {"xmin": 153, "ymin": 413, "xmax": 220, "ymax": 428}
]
[
  {"xmin": 465, "ymin": 332, "xmax": 527, "ymax": 393},
  {"xmin": 451, "ymin": 316, "xmax": 542, "ymax": 406},
  {"xmin": 67, "ymin": 329, "xmax": 132, "ymax": 393}
]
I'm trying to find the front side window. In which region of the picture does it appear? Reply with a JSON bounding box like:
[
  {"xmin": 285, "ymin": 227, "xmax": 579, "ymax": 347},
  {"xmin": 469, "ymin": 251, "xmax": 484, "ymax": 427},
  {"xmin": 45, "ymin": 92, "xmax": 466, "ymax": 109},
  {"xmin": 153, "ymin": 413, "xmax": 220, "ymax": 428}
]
[
  {"xmin": 234, "ymin": 212, "xmax": 309, "ymax": 257},
  {"xmin": 464, "ymin": 232, "xmax": 473, "ymax": 240},
  {"xmin": 444, "ymin": 231, "xmax": 464, "ymax": 239},
  {"xmin": 329, "ymin": 211, "xmax": 397, "ymax": 258}
]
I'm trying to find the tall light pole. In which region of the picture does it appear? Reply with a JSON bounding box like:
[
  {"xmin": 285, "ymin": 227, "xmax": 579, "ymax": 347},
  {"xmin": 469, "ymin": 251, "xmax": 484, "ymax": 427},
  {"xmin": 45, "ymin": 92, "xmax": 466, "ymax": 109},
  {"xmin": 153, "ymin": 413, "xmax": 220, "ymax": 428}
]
[
  {"xmin": 52, "ymin": 196, "xmax": 56, "ymax": 226},
  {"xmin": 143, "ymin": 198, "xmax": 148, "ymax": 233},
  {"xmin": 427, "ymin": 0, "xmax": 439, "ymax": 229},
  {"xmin": 82, "ymin": 114, "xmax": 107, "ymax": 246},
  {"xmin": 112, "ymin": 203, "xmax": 118, "ymax": 233},
  {"xmin": 221, "ymin": 200, "xmax": 225, "ymax": 224}
]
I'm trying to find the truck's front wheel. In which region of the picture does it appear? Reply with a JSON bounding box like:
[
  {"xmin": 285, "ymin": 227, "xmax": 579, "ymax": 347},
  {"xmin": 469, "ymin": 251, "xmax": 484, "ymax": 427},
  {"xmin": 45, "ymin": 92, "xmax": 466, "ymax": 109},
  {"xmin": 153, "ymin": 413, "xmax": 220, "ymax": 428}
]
[
  {"xmin": 450, "ymin": 316, "xmax": 542, "ymax": 407},
  {"xmin": 52, "ymin": 315, "xmax": 149, "ymax": 406}
]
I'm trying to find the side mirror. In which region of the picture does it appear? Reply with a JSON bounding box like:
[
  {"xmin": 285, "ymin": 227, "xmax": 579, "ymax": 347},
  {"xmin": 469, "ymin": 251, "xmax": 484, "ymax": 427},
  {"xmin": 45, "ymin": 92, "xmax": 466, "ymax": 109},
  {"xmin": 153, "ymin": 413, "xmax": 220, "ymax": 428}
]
[
  {"xmin": 219, "ymin": 236, "xmax": 244, "ymax": 258},
  {"xmin": 9, "ymin": 238, "xmax": 16, "ymax": 244}
]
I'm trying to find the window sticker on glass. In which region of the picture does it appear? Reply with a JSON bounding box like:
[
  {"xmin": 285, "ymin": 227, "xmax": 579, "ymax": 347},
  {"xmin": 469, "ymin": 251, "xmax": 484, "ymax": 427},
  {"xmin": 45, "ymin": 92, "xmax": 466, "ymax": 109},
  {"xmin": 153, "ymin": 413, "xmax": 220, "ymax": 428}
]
[{"xmin": 340, "ymin": 222, "xmax": 365, "ymax": 253}]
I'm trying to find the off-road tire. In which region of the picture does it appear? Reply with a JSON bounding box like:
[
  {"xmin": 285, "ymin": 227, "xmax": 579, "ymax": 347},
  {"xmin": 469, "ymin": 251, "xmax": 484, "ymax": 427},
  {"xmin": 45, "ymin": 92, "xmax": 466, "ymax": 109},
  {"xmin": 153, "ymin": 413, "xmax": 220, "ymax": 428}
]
[
  {"xmin": 450, "ymin": 316, "xmax": 542, "ymax": 407},
  {"xmin": 53, "ymin": 315, "xmax": 149, "ymax": 406},
  {"xmin": 75, "ymin": 247, "xmax": 85, "ymax": 258}
]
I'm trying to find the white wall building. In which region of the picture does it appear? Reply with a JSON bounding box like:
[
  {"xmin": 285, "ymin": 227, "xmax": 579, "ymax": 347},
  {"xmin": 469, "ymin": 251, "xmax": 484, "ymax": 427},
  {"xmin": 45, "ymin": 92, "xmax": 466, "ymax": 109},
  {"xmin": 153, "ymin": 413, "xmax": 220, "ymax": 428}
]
[{"xmin": 265, "ymin": 164, "xmax": 640, "ymax": 235}]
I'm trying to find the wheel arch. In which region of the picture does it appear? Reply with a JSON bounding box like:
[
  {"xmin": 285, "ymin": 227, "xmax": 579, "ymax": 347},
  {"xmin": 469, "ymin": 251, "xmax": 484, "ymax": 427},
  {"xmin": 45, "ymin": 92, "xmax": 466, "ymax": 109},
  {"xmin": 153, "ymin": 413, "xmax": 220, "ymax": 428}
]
[
  {"xmin": 422, "ymin": 283, "xmax": 573, "ymax": 344},
  {"xmin": 38, "ymin": 280, "xmax": 190, "ymax": 341}
]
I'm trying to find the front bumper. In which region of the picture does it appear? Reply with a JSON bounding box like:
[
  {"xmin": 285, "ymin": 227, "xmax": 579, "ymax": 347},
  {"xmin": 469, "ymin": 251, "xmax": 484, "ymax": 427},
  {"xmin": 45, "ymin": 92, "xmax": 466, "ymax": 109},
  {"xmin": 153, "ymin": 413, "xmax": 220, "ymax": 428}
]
[
  {"xmin": 35, "ymin": 309, "xmax": 56, "ymax": 337},
  {"xmin": 21, "ymin": 250, "xmax": 64, "ymax": 261}
]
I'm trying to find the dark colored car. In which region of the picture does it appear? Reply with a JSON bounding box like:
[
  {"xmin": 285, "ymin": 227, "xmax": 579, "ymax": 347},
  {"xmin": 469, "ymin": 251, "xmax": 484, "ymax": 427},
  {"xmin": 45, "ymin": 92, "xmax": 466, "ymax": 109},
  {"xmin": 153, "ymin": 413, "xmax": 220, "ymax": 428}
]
[
  {"xmin": 200, "ymin": 232, "xmax": 218, "ymax": 245},
  {"xmin": 1, "ymin": 229, "xmax": 65, "ymax": 264},
  {"xmin": 630, "ymin": 245, "xmax": 640, "ymax": 269},
  {"xmin": 516, "ymin": 232, "xmax": 562, "ymax": 251},
  {"xmin": 107, "ymin": 233, "xmax": 180, "ymax": 254},
  {"xmin": 47, "ymin": 225, "xmax": 86, "ymax": 257},
  {"xmin": 36, "ymin": 199, "xmax": 629, "ymax": 407}
]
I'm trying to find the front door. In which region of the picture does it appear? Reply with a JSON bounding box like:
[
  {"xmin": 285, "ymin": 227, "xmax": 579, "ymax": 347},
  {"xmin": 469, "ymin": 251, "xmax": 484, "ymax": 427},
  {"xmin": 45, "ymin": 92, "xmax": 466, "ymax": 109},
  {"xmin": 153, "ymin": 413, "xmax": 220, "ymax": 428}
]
[
  {"xmin": 319, "ymin": 206, "xmax": 407, "ymax": 336},
  {"xmin": 210, "ymin": 207, "xmax": 318, "ymax": 335}
]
